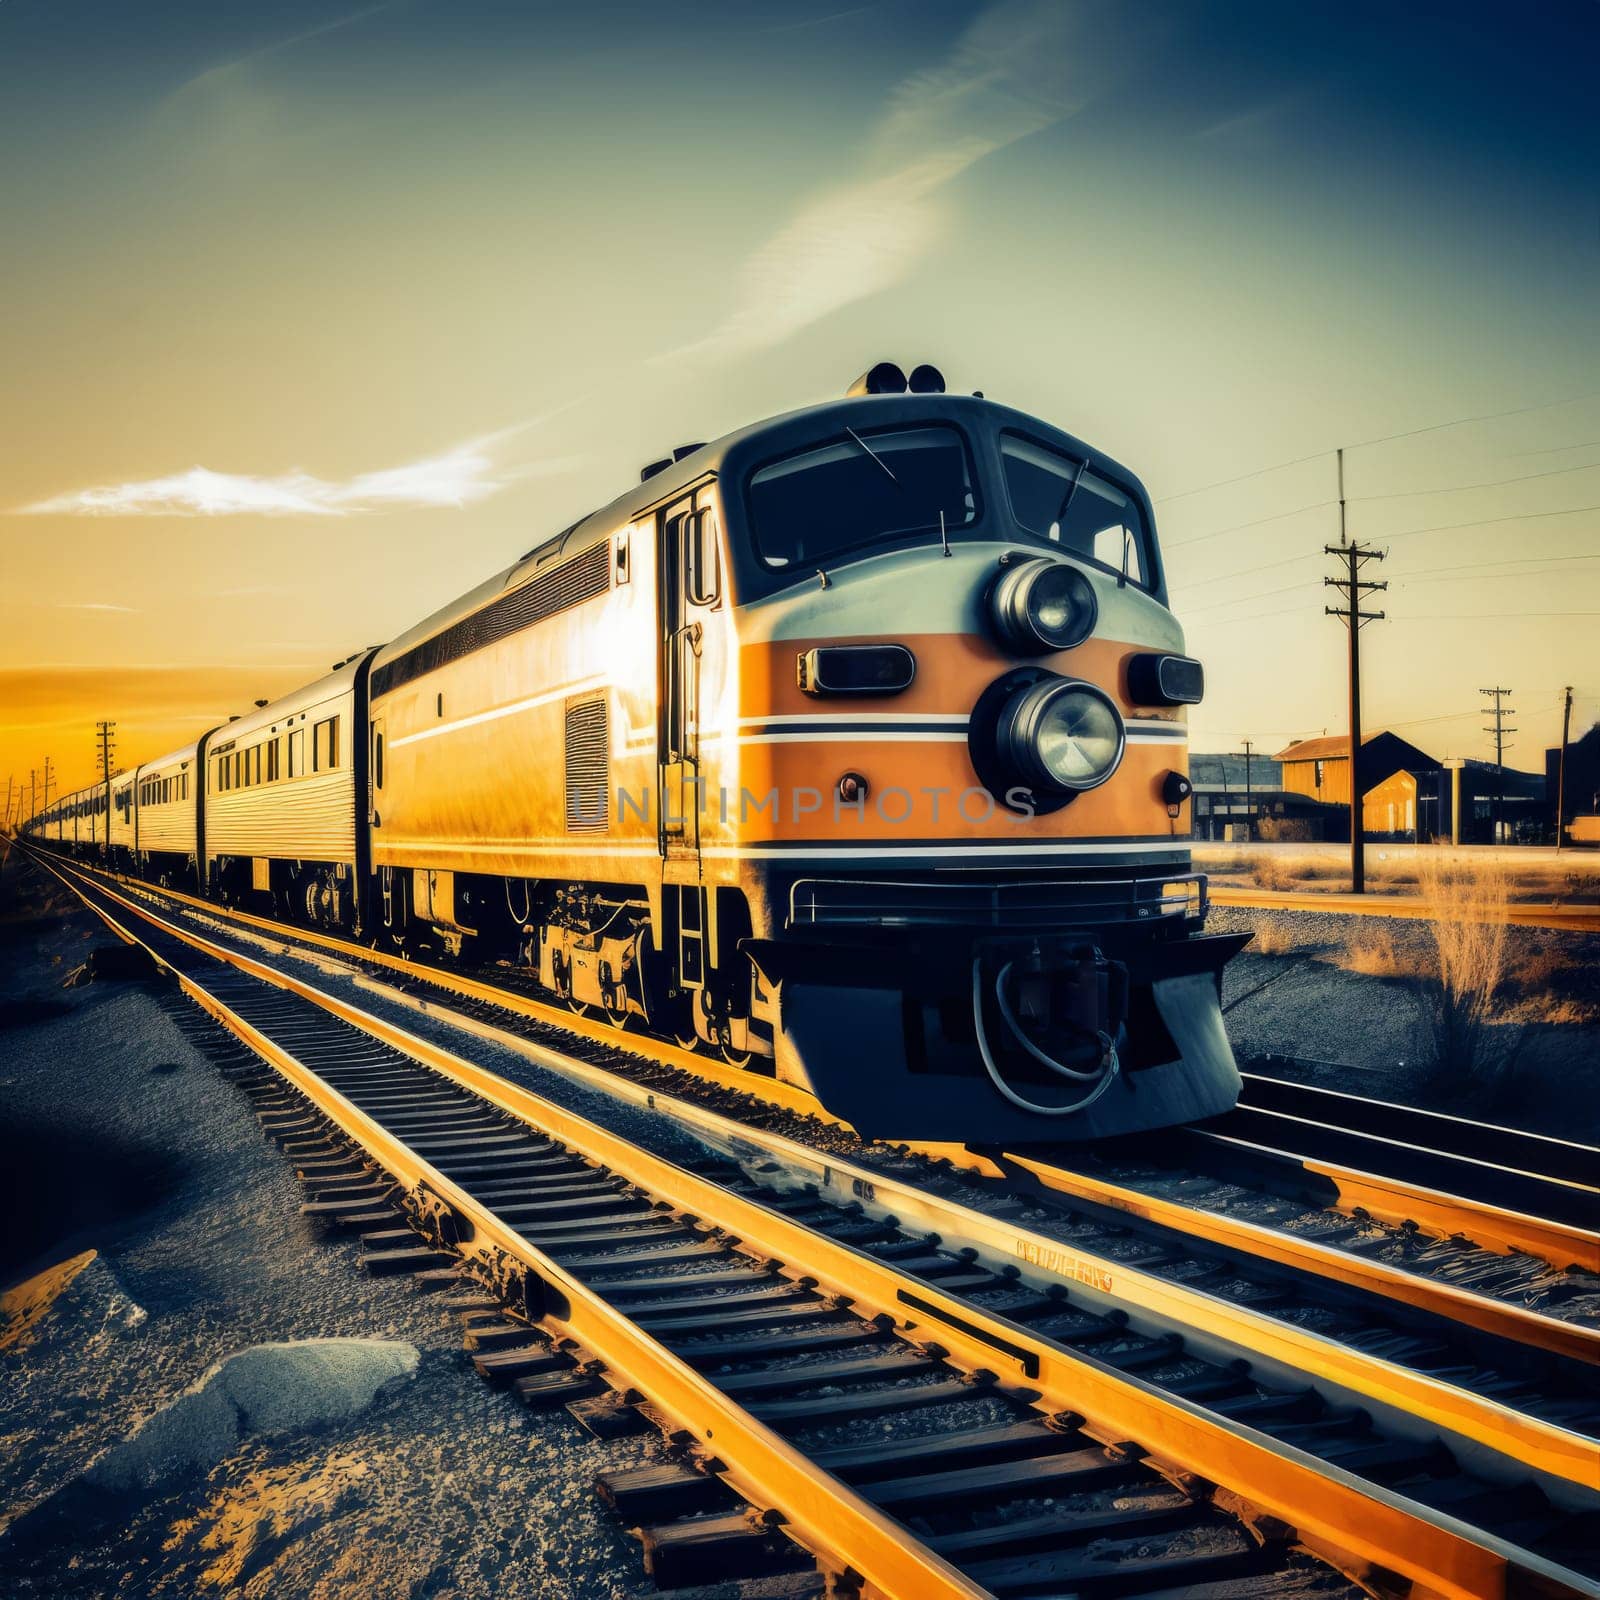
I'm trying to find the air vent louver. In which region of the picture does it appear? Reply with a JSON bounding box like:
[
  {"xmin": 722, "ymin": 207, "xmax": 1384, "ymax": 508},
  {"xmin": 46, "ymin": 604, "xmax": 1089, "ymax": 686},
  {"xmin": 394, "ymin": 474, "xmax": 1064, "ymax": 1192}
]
[
  {"xmin": 564, "ymin": 696, "xmax": 609, "ymax": 832},
  {"xmin": 373, "ymin": 540, "xmax": 611, "ymax": 698}
]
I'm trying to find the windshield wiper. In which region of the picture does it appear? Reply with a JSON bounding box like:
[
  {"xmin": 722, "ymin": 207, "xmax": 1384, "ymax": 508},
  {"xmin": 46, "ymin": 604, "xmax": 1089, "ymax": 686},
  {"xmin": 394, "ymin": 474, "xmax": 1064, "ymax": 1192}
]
[
  {"xmin": 845, "ymin": 426, "xmax": 898, "ymax": 485},
  {"xmin": 1053, "ymin": 455, "xmax": 1089, "ymax": 532}
]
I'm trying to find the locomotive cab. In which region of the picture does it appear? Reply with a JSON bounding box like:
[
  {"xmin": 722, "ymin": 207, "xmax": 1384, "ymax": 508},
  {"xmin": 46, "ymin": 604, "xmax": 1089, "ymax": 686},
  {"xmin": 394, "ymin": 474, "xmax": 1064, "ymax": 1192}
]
[{"xmin": 688, "ymin": 372, "xmax": 1245, "ymax": 1141}]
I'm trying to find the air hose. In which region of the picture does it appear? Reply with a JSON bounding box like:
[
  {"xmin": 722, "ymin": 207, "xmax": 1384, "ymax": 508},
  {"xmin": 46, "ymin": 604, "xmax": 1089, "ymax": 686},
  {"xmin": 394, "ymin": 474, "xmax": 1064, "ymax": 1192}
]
[{"xmin": 972, "ymin": 957, "xmax": 1121, "ymax": 1117}]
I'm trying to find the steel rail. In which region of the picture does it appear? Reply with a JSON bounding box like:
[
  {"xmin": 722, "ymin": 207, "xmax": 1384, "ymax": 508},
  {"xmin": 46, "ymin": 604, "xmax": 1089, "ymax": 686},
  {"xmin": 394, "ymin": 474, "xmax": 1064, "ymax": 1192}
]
[
  {"xmin": 68, "ymin": 860, "xmax": 852, "ymax": 1127},
  {"xmin": 1238, "ymin": 1071, "xmax": 1600, "ymax": 1194},
  {"xmin": 31, "ymin": 851, "xmax": 1600, "ymax": 1600},
  {"xmin": 1175, "ymin": 1123, "xmax": 1598, "ymax": 1273},
  {"xmin": 1209, "ymin": 885, "xmax": 1600, "ymax": 932},
  {"xmin": 931, "ymin": 1141, "xmax": 1600, "ymax": 1332}
]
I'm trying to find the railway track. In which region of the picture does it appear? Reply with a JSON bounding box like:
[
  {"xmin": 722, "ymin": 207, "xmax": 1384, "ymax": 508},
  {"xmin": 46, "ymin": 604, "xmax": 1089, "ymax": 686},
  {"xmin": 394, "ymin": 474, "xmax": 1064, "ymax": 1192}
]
[
  {"xmin": 25, "ymin": 848, "xmax": 1600, "ymax": 1599},
  {"xmin": 1207, "ymin": 887, "xmax": 1600, "ymax": 933},
  {"xmin": 51, "ymin": 855, "xmax": 1598, "ymax": 1339},
  {"xmin": 31, "ymin": 857, "xmax": 1600, "ymax": 1380}
]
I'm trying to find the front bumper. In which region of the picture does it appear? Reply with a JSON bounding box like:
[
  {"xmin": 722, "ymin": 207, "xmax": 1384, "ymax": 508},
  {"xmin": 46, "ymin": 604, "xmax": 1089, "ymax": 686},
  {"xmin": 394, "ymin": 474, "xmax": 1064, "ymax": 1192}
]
[{"xmin": 743, "ymin": 924, "xmax": 1246, "ymax": 1144}]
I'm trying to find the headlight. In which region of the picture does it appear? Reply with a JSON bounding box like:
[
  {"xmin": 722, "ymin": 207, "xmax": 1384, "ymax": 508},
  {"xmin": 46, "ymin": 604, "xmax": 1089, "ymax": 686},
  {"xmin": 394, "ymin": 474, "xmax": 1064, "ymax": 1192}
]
[
  {"xmin": 997, "ymin": 679, "xmax": 1125, "ymax": 793},
  {"xmin": 990, "ymin": 558, "xmax": 1097, "ymax": 654}
]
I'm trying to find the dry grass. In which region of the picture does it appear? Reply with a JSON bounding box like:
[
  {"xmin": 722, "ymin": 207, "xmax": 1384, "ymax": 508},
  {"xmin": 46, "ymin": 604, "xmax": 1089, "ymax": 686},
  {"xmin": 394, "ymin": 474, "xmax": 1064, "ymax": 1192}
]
[
  {"xmin": 1246, "ymin": 922, "xmax": 1301, "ymax": 956},
  {"xmin": 1343, "ymin": 928, "xmax": 1417, "ymax": 978},
  {"xmin": 1412, "ymin": 854, "xmax": 1526, "ymax": 1103},
  {"xmin": 1363, "ymin": 857, "xmax": 1419, "ymax": 888},
  {"xmin": 1248, "ymin": 854, "xmax": 1344, "ymax": 892}
]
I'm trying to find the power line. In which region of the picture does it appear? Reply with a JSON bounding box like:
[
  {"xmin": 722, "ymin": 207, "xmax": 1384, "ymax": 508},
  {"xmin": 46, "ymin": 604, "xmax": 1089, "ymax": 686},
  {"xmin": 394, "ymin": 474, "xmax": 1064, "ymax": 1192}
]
[
  {"xmin": 1369, "ymin": 501, "xmax": 1600, "ymax": 548},
  {"xmin": 1180, "ymin": 547, "xmax": 1599, "ymax": 616},
  {"xmin": 1510, "ymin": 438, "xmax": 1600, "ymax": 457},
  {"xmin": 1166, "ymin": 495, "xmax": 1597, "ymax": 562},
  {"xmin": 1173, "ymin": 549, "xmax": 1317, "ymax": 590},
  {"xmin": 1388, "ymin": 552, "xmax": 1600, "ymax": 581},
  {"xmin": 1350, "ymin": 458, "xmax": 1600, "ymax": 502},
  {"xmin": 1399, "ymin": 610, "xmax": 1600, "ymax": 620},
  {"xmin": 1154, "ymin": 389, "xmax": 1600, "ymax": 504},
  {"xmin": 1164, "ymin": 498, "xmax": 1335, "ymax": 551}
]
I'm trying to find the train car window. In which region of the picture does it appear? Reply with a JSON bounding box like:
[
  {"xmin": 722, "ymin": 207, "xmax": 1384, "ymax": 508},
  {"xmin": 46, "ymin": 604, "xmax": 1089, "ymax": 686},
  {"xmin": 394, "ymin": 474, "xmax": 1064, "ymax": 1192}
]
[
  {"xmin": 684, "ymin": 509, "xmax": 721, "ymax": 607},
  {"xmin": 748, "ymin": 425, "xmax": 976, "ymax": 570},
  {"xmin": 267, "ymin": 739, "xmax": 280, "ymax": 783},
  {"xmin": 181, "ymin": 773, "xmax": 189, "ymax": 801},
  {"xmin": 372, "ymin": 727, "xmax": 384, "ymax": 790},
  {"xmin": 999, "ymin": 433, "xmax": 1153, "ymax": 590},
  {"xmin": 252, "ymin": 745, "xmax": 263, "ymax": 786},
  {"xmin": 313, "ymin": 717, "xmax": 339, "ymax": 772},
  {"xmin": 289, "ymin": 729, "xmax": 305, "ymax": 778}
]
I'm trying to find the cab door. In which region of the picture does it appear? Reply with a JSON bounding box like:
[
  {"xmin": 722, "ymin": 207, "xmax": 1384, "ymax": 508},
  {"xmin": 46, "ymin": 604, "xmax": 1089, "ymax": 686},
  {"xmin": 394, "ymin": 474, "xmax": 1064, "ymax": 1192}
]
[{"xmin": 657, "ymin": 487, "xmax": 721, "ymax": 868}]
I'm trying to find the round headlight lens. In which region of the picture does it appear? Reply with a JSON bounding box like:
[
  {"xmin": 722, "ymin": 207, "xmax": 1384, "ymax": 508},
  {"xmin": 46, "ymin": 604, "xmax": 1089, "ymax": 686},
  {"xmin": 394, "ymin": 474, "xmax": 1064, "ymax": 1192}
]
[
  {"xmin": 999, "ymin": 680, "xmax": 1125, "ymax": 793},
  {"xmin": 990, "ymin": 559, "xmax": 1097, "ymax": 653}
]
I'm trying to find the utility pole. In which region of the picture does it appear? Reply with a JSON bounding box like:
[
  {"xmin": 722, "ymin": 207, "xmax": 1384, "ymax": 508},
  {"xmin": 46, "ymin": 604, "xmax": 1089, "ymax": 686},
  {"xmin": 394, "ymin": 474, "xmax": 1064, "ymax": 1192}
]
[
  {"xmin": 1325, "ymin": 452, "xmax": 1387, "ymax": 892},
  {"xmin": 1234, "ymin": 739, "xmax": 1255, "ymax": 839},
  {"xmin": 1555, "ymin": 685, "xmax": 1574, "ymax": 852},
  {"xmin": 28, "ymin": 769, "xmax": 37, "ymax": 825},
  {"xmin": 41, "ymin": 755, "xmax": 54, "ymax": 810},
  {"xmin": 96, "ymin": 719, "xmax": 117, "ymax": 783},
  {"xmin": 1480, "ymin": 686, "xmax": 1515, "ymax": 843}
]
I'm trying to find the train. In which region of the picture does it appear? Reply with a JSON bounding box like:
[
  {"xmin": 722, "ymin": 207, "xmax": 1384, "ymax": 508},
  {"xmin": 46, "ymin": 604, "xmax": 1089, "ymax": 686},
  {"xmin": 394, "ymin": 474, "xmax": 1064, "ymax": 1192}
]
[{"xmin": 21, "ymin": 362, "xmax": 1245, "ymax": 1143}]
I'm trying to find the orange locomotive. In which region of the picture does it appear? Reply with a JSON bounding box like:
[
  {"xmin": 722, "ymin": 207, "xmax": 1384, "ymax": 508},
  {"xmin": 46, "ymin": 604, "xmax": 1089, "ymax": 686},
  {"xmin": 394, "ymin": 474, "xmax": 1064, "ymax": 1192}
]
[{"xmin": 26, "ymin": 363, "xmax": 1244, "ymax": 1143}]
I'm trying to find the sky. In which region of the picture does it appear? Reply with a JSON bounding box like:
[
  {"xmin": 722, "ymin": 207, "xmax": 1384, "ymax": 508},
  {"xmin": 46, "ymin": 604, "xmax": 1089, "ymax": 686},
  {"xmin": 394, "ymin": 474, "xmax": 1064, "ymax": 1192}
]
[{"xmin": 2, "ymin": 0, "xmax": 1597, "ymax": 807}]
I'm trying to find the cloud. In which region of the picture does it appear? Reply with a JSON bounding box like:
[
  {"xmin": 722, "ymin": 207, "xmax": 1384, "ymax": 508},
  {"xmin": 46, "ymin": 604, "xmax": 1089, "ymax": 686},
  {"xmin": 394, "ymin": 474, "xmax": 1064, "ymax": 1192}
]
[
  {"xmin": 172, "ymin": 2, "xmax": 402, "ymax": 98},
  {"xmin": 674, "ymin": 0, "xmax": 1140, "ymax": 360},
  {"xmin": 55, "ymin": 602, "xmax": 139, "ymax": 613},
  {"xmin": 16, "ymin": 423, "xmax": 578, "ymax": 519}
]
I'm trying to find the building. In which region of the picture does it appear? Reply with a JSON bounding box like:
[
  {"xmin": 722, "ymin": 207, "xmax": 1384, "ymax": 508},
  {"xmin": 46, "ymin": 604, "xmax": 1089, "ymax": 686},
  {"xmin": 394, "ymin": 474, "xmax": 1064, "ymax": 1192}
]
[
  {"xmin": 1272, "ymin": 732, "xmax": 1544, "ymax": 843},
  {"xmin": 1547, "ymin": 724, "xmax": 1600, "ymax": 844},
  {"xmin": 1275, "ymin": 731, "xmax": 1436, "ymax": 839},
  {"xmin": 1188, "ymin": 754, "xmax": 1328, "ymax": 841},
  {"xmin": 1444, "ymin": 759, "xmax": 1546, "ymax": 844},
  {"xmin": 1276, "ymin": 731, "xmax": 1434, "ymax": 810}
]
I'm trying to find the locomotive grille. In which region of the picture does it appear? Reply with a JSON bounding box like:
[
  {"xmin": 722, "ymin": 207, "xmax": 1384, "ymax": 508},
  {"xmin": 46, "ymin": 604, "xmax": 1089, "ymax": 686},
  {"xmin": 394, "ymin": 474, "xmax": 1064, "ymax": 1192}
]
[
  {"xmin": 564, "ymin": 695, "xmax": 610, "ymax": 832},
  {"xmin": 372, "ymin": 540, "xmax": 611, "ymax": 698}
]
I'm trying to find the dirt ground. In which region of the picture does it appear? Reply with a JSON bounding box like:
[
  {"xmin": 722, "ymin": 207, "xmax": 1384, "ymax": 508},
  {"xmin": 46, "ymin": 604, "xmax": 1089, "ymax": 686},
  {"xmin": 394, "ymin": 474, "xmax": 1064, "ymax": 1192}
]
[
  {"xmin": 0, "ymin": 854, "xmax": 654, "ymax": 1600},
  {"xmin": 1211, "ymin": 903, "xmax": 1600, "ymax": 1144}
]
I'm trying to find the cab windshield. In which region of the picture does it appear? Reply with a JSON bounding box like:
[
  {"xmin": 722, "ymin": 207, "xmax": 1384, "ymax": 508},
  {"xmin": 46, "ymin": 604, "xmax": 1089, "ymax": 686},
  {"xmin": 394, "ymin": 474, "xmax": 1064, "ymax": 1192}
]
[
  {"xmin": 1000, "ymin": 432, "xmax": 1155, "ymax": 590},
  {"xmin": 747, "ymin": 424, "xmax": 977, "ymax": 570}
]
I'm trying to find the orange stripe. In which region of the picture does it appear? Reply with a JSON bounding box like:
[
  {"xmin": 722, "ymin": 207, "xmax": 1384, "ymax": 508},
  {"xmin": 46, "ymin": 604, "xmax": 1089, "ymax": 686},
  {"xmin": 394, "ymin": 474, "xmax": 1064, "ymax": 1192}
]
[{"xmin": 741, "ymin": 634, "xmax": 1186, "ymax": 719}]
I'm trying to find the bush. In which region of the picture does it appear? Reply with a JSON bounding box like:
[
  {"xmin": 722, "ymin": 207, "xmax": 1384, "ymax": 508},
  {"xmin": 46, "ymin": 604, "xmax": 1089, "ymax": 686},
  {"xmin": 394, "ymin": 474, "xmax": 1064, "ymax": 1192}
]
[{"xmin": 1413, "ymin": 853, "xmax": 1526, "ymax": 1105}]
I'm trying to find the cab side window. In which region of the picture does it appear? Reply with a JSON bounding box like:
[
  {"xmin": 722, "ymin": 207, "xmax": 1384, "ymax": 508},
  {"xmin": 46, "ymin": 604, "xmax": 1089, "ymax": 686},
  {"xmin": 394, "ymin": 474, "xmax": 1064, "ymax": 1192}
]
[
  {"xmin": 313, "ymin": 717, "xmax": 339, "ymax": 772},
  {"xmin": 684, "ymin": 508, "xmax": 721, "ymax": 608}
]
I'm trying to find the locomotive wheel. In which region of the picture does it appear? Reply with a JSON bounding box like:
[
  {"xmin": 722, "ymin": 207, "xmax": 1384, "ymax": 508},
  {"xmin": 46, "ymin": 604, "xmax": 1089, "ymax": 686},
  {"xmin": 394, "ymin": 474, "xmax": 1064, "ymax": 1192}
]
[
  {"xmin": 719, "ymin": 1041, "xmax": 753, "ymax": 1070},
  {"xmin": 603, "ymin": 999, "xmax": 632, "ymax": 1031}
]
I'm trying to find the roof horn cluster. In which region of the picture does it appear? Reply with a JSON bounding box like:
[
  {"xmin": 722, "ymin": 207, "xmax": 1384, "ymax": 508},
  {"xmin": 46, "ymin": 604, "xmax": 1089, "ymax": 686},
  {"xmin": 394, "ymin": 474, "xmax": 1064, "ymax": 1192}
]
[{"xmin": 846, "ymin": 361, "xmax": 946, "ymax": 397}]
